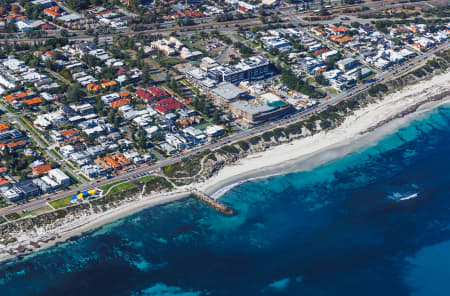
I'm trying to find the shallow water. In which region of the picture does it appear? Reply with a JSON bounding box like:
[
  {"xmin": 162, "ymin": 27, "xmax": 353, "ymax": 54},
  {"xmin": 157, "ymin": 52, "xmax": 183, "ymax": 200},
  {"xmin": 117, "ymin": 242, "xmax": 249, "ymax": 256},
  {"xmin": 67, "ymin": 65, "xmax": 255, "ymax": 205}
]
[{"xmin": 2, "ymin": 106, "xmax": 450, "ymax": 295}]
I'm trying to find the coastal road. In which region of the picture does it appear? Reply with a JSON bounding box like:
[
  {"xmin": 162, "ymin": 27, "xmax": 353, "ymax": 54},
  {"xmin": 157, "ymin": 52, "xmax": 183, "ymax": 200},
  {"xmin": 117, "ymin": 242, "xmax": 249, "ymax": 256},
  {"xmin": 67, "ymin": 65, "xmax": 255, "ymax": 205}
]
[
  {"xmin": 1, "ymin": 28, "xmax": 450, "ymax": 216},
  {"xmin": 0, "ymin": 18, "xmax": 263, "ymax": 44}
]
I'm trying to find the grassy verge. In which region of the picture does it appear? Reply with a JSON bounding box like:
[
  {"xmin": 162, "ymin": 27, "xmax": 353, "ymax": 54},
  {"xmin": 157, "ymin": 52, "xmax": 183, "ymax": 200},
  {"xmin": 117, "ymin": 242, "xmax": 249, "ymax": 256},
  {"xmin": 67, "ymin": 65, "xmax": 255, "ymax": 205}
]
[
  {"xmin": 19, "ymin": 117, "xmax": 49, "ymax": 146},
  {"xmin": 78, "ymin": 173, "xmax": 90, "ymax": 182},
  {"xmin": 51, "ymin": 149, "xmax": 63, "ymax": 160},
  {"xmin": 63, "ymin": 170, "xmax": 80, "ymax": 184},
  {"xmin": 20, "ymin": 205, "xmax": 53, "ymax": 217},
  {"xmin": 65, "ymin": 161, "xmax": 76, "ymax": 171},
  {"xmin": 5, "ymin": 105, "xmax": 20, "ymax": 114},
  {"xmin": 150, "ymin": 152, "xmax": 160, "ymax": 161},
  {"xmin": 49, "ymin": 196, "xmax": 72, "ymax": 209}
]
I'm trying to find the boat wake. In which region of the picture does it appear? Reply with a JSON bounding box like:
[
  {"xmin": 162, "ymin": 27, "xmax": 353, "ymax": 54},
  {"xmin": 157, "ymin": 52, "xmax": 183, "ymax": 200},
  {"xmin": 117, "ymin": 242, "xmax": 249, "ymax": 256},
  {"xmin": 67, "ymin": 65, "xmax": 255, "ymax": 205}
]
[
  {"xmin": 387, "ymin": 191, "xmax": 420, "ymax": 202},
  {"xmin": 399, "ymin": 193, "xmax": 419, "ymax": 201}
]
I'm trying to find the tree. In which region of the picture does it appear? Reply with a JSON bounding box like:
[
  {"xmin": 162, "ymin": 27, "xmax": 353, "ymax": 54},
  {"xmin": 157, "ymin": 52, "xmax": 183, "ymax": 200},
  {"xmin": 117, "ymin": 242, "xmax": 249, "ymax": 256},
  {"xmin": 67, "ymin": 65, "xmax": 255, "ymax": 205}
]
[
  {"xmin": 66, "ymin": 83, "xmax": 82, "ymax": 103},
  {"xmin": 138, "ymin": 129, "xmax": 147, "ymax": 149},
  {"xmin": 95, "ymin": 96, "xmax": 104, "ymax": 116},
  {"xmin": 152, "ymin": 132, "xmax": 164, "ymax": 142},
  {"xmin": 315, "ymin": 74, "xmax": 328, "ymax": 86},
  {"xmin": 113, "ymin": 116, "xmax": 120, "ymax": 128},
  {"xmin": 269, "ymin": 47, "xmax": 280, "ymax": 56},
  {"xmin": 141, "ymin": 67, "xmax": 150, "ymax": 84},
  {"xmin": 212, "ymin": 112, "xmax": 220, "ymax": 124},
  {"xmin": 356, "ymin": 68, "xmax": 362, "ymax": 81},
  {"xmin": 107, "ymin": 109, "xmax": 115, "ymax": 123},
  {"xmin": 65, "ymin": 0, "xmax": 89, "ymax": 10},
  {"xmin": 6, "ymin": 19, "xmax": 17, "ymax": 33}
]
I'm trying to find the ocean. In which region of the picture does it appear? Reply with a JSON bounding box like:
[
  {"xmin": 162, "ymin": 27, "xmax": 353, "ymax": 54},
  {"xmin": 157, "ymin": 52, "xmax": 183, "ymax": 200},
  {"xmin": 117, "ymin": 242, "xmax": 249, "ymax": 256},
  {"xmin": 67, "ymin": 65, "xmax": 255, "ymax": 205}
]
[{"xmin": 2, "ymin": 105, "xmax": 450, "ymax": 295}]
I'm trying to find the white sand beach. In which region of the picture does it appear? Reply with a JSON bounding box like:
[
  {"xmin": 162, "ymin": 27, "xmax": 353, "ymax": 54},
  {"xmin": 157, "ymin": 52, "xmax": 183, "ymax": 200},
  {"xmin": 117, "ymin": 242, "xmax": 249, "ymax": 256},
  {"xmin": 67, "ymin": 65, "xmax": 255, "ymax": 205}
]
[{"xmin": 2, "ymin": 70, "xmax": 450, "ymax": 262}]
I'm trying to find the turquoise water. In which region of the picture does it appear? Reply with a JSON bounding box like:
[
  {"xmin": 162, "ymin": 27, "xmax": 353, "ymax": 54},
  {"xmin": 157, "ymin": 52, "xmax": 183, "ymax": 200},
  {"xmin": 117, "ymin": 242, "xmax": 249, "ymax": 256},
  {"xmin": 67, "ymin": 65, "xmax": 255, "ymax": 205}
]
[{"xmin": 2, "ymin": 106, "xmax": 450, "ymax": 295}]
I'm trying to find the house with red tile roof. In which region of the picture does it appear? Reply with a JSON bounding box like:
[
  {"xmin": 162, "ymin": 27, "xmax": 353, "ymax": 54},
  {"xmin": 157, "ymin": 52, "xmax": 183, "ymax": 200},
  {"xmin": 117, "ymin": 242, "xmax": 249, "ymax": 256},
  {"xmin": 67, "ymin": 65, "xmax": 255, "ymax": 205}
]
[
  {"xmin": 5, "ymin": 90, "xmax": 33, "ymax": 104},
  {"xmin": 154, "ymin": 97, "xmax": 184, "ymax": 114},
  {"xmin": 0, "ymin": 176, "xmax": 10, "ymax": 188},
  {"xmin": 101, "ymin": 80, "xmax": 117, "ymax": 89},
  {"xmin": 32, "ymin": 164, "xmax": 52, "ymax": 176},
  {"xmin": 0, "ymin": 167, "xmax": 9, "ymax": 176},
  {"xmin": 147, "ymin": 87, "xmax": 170, "ymax": 100},
  {"xmin": 44, "ymin": 6, "xmax": 61, "ymax": 19},
  {"xmin": 111, "ymin": 98, "xmax": 131, "ymax": 109},
  {"xmin": 87, "ymin": 83, "xmax": 102, "ymax": 92},
  {"xmin": 0, "ymin": 140, "xmax": 26, "ymax": 151},
  {"xmin": 60, "ymin": 128, "xmax": 79, "ymax": 138},
  {"xmin": 327, "ymin": 26, "xmax": 349, "ymax": 35},
  {"xmin": 24, "ymin": 97, "xmax": 42, "ymax": 106},
  {"xmin": 41, "ymin": 23, "xmax": 57, "ymax": 30},
  {"xmin": 119, "ymin": 91, "xmax": 131, "ymax": 98},
  {"xmin": 135, "ymin": 89, "xmax": 155, "ymax": 101},
  {"xmin": 0, "ymin": 124, "xmax": 9, "ymax": 132}
]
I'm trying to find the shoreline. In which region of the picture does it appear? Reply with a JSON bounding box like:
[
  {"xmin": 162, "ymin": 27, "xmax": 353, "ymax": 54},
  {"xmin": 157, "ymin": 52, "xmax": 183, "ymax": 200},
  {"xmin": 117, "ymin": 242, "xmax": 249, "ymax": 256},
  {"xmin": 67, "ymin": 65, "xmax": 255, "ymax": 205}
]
[
  {"xmin": 198, "ymin": 73, "xmax": 450, "ymax": 198},
  {"xmin": 2, "ymin": 70, "xmax": 450, "ymax": 263},
  {"xmin": 202, "ymin": 98, "xmax": 450, "ymax": 199},
  {"xmin": 0, "ymin": 191, "xmax": 190, "ymax": 264}
]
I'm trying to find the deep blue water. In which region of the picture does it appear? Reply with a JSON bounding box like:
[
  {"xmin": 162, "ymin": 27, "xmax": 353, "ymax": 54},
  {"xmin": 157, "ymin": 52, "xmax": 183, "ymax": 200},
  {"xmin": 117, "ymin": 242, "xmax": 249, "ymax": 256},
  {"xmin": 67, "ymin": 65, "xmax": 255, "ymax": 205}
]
[{"xmin": 2, "ymin": 106, "xmax": 450, "ymax": 295}]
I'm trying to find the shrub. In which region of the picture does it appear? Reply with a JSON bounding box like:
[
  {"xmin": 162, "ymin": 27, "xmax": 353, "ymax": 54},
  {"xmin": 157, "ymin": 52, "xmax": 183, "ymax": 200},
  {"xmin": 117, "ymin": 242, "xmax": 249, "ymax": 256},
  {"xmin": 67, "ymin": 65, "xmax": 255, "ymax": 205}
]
[{"xmin": 238, "ymin": 141, "xmax": 250, "ymax": 151}]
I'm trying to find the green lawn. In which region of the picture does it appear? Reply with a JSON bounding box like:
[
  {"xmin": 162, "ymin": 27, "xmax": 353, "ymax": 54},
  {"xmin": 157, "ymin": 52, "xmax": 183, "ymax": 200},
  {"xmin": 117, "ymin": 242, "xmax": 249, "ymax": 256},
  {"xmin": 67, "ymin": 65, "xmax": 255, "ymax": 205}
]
[
  {"xmin": 101, "ymin": 175, "xmax": 160, "ymax": 196},
  {"xmin": 107, "ymin": 181, "xmax": 138, "ymax": 195},
  {"xmin": 194, "ymin": 122, "xmax": 211, "ymax": 130},
  {"xmin": 100, "ymin": 180, "xmax": 125, "ymax": 192},
  {"xmin": 326, "ymin": 87, "xmax": 339, "ymax": 94},
  {"xmin": 137, "ymin": 175, "xmax": 157, "ymax": 183},
  {"xmin": 49, "ymin": 196, "xmax": 72, "ymax": 209},
  {"xmin": 160, "ymin": 57, "xmax": 183, "ymax": 67}
]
